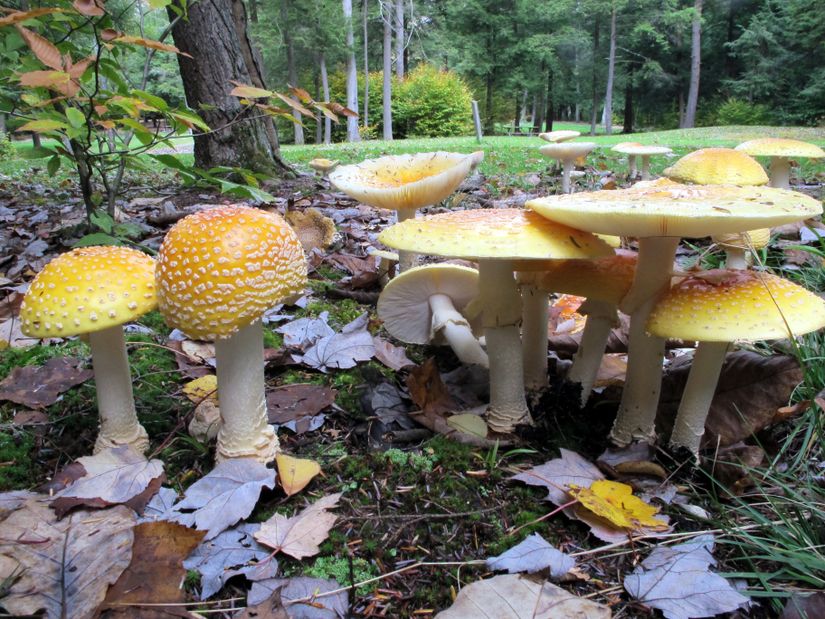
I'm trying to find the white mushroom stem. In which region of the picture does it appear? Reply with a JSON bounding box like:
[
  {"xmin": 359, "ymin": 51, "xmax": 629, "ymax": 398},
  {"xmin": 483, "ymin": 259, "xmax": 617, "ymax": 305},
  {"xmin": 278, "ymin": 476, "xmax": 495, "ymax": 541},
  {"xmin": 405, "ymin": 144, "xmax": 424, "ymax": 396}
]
[
  {"xmin": 90, "ymin": 325, "xmax": 149, "ymax": 454},
  {"xmin": 768, "ymin": 157, "xmax": 791, "ymax": 189},
  {"xmin": 521, "ymin": 284, "xmax": 549, "ymax": 390},
  {"xmin": 566, "ymin": 298, "xmax": 618, "ymax": 406},
  {"xmin": 478, "ymin": 259, "xmax": 532, "ymax": 433},
  {"xmin": 561, "ymin": 159, "xmax": 575, "ymax": 194},
  {"xmin": 670, "ymin": 341, "xmax": 729, "ymax": 457},
  {"xmin": 640, "ymin": 155, "xmax": 653, "ymax": 181},
  {"xmin": 214, "ymin": 319, "xmax": 279, "ymax": 462},
  {"xmin": 428, "ymin": 293, "xmax": 489, "ymax": 367},
  {"xmin": 397, "ymin": 210, "xmax": 419, "ymax": 272},
  {"xmin": 611, "ymin": 236, "xmax": 680, "ymax": 446},
  {"xmin": 628, "ymin": 155, "xmax": 638, "ymax": 178},
  {"xmin": 724, "ymin": 247, "xmax": 749, "ymax": 270}
]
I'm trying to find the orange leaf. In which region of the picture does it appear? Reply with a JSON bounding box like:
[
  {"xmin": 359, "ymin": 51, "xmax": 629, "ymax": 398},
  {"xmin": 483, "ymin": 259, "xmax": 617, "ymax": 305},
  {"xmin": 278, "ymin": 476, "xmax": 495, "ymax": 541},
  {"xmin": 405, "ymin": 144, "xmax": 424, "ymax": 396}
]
[
  {"xmin": 16, "ymin": 25, "xmax": 63, "ymax": 70},
  {"xmin": 320, "ymin": 101, "xmax": 359, "ymax": 119},
  {"xmin": 100, "ymin": 28, "xmax": 120, "ymax": 41},
  {"xmin": 271, "ymin": 91, "xmax": 314, "ymax": 117},
  {"xmin": 68, "ymin": 56, "xmax": 94, "ymax": 79},
  {"xmin": 112, "ymin": 34, "xmax": 190, "ymax": 57},
  {"xmin": 0, "ymin": 8, "xmax": 65, "ymax": 27},
  {"xmin": 229, "ymin": 82, "xmax": 273, "ymax": 99},
  {"xmin": 289, "ymin": 85, "xmax": 314, "ymax": 104},
  {"xmin": 275, "ymin": 454, "xmax": 321, "ymax": 497},
  {"xmin": 568, "ymin": 480, "xmax": 669, "ymax": 532},
  {"xmin": 72, "ymin": 0, "xmax": 105, "ymax": 16}
]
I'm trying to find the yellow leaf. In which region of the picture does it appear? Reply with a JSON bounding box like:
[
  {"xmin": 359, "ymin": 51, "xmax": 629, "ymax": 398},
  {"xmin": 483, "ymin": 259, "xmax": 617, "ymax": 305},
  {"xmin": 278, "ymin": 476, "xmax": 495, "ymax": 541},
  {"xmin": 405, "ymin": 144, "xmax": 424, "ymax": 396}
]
[
  {"xmin": 0, "ymin": 8, "xmax": 65, "ymax": 28},
  {"xmin": 276, "ymin": 454, "xmax": 321, "ymax": 497},
  {"xmin": 568, "ymin": 480, "xmax": 669, "ymax": 532},
  {"xmin": 182, "ymin": 375, "xmax": 218, "ymax": 403},
  {"xmin": 229, "ymin": 82, "xmax": 273, "ymax": 99}
]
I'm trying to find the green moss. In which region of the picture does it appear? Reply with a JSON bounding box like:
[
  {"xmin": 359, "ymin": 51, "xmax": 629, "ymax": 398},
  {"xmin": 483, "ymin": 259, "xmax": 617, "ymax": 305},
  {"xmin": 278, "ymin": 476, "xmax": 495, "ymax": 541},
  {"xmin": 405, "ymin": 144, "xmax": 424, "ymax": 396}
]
[
  {"xmin": 136, "ymin": 310, "xmax": 169, "ymax": 333},
  {"xmin": 304, "ymin": 556, "xmax": 377, "ymax": 595},
  {"xmin": 313, "ymin": 264, "xmax": 345, "ymax": 281},
  {"xmin": 425, "ymin": 435, "xmax": 474, "ymax": 471},
  {"xmin": 0, "ymin": 340, "xmax": 87, "ymax": 380},
  {"xmin": 0, "ymin": 432, "xmax": 36, "ymax": 491},
  {"xmin": 262, "ymin": 328, "xmax": 283, "ymax": 349},
  {"xmin": 299, "ymin": 298, "xmax": 365, "ymax": 330}
]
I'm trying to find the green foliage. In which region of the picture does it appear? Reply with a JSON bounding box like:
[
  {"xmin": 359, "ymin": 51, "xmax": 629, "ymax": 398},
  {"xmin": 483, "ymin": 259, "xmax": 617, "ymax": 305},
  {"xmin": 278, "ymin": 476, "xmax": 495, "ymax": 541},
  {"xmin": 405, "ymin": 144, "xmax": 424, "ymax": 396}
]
[
  {"xmin": 0, "ymin": 132, "xmax": 13, "ymax": 161},
  {"xmin": 393, "ymin": 64, "xmax": 474, "ymax": 138},
  {"xmin": 304, "ymin": 555, "xmax": 377, "ymax": 594},
  {"xmin": 0, "ymin": 432, "xmax": 36, "ymax": 491},
  {"xmin": 711, "ymin": 98, "xmax": 772, "ymax": 126},
  {"xmin": 381, "ymin": 447, "xmax": 439, "ymax": 473}
]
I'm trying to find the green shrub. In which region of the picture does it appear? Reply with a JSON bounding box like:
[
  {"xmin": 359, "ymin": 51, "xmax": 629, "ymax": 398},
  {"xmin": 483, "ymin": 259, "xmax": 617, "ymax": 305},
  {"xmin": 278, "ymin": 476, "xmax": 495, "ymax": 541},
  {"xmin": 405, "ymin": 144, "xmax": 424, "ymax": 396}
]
[
  {"xmin": 713, "ymin": 97, "xmax": 772, "ymax": 126},
  {"xmin": 0, "ymin": 132, "xmax": 14, "ymax": 162},
  {"xmin": 394, "ymin": 64, "xmax": 473, "ymax": 138}
]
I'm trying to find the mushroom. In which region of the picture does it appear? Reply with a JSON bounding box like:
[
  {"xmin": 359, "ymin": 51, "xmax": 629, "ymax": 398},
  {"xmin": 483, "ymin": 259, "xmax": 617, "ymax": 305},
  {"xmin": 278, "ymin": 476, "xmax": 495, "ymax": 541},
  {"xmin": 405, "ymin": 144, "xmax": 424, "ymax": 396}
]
[
  {"xmin": 611, "ymin": 144, "xmax": 672, "ymax": 181},
  {"xmin": 156, "ymin": 205, "xmax": 307, "ymax": 462},
  {"xmin": 377, "ymin": 264, "xmax": 488, "ymax": 367},
  {"xmin": 329, "ymin": 151, "xmax": 485, "ymax": 272},
  {"xmin": 611, "ymin": 142, "xmax": 643, "ymax": 178},
  {"xmin": 367, "ymin": 247, "xmax": 399, "ymax": 286},
  {"xmin": 19, "ymin": 246, "xmax": 157, "ymax": 453},
  {"xmin": 308, "ymin": 158, "xmax": 340, "ymax": 178},
  {"xmin": 527, "ymin": 181, "xmax": 822, "ymax": 445},
  {"xmin": 379, "ymin": 208, "xmax": 612, "ymax": 433},
  {"xmin": 735, "ymin": 138, "xmax": 825, "ymax": 189},
  {"xmin": 539, "ymin": 130, "xmax": 581, "ymax": 143},
  {"xmin": 538, "ymin": 142, "xmax": 597, "ymax": 194},
  {"xmin": 284, "ymin": 207, "xmax": 337, "ymax": 253},
  {"xmin": 648, "ymin": 270, "xmax": 825, "ymax": 457}
]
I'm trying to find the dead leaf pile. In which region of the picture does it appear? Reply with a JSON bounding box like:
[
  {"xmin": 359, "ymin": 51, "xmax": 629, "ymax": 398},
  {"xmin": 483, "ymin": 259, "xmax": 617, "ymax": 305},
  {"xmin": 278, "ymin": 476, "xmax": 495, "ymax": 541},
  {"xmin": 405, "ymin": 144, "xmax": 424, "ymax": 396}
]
[
  {"xmin": 0, "ymin": 356, "xmax": 92, "ymax": 408},
  {"xmin": 254, "ymin": 492, "xmax": 342, "ymax": 559}
]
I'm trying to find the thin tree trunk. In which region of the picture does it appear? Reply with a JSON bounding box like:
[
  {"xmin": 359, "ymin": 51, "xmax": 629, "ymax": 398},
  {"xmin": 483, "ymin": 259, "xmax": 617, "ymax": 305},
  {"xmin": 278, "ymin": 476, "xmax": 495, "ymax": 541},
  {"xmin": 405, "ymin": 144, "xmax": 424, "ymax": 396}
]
[
  {"xmin": 682, "ymin": 0, "xmax": 702, "ymax": 128},
  {"xmin": 604, "ymin": 3, "xmax": 616, "ymax": 135},
  {"xmin": 343, "ymin": 0, "xmax": 361, "ymax": 141},
  {"xmin": 394, "ymin": 0, "xmax": 404, "ymax": 78},
  {"xmin": 590, "ymin": 19, "xmax": 599, "ymax": 136},
  {"xmin": 382, "ymin": 3, "xmax": 393, "ymax": 140},
  {"xmin": 320, "ymin": 53, "xmax": 331, "ymax": 144},
  {"xmin": 484, "ymin": 73, "xmax": 495, "ymax": 135},
  {"xmin": 513, "ymin": 93, "xmax": 521, "ymax": 134},
  {"xmin": 314, "ymin": 69, "xmax": 322, "ymax": 143},
  {"xmin": 531, "ymin": 94, "xmax": 540, "ymax": 134},
  {"xmin": 623, "ymin": 66, "xmax": 634, "ymax": 133},
  {"xmin": 281, "ymin": 0, "xmax": 303, "ymax": 144},
  {"xmin": 544, "ymin": 67, "xmax": 553, "ymax": 133},
  {"xmin": 248, "ymin": 0, "xmax": 258, "ymax": 22},
  {"xmin": 363, "ymin": 0, "xmax": 370, "ymax": 130}
]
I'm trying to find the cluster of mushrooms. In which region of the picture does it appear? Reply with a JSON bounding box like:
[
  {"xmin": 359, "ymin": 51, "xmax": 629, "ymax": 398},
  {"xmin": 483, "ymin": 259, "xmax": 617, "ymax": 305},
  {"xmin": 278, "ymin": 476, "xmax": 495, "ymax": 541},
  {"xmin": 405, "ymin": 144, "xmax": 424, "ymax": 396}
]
[{"xmin": 16, "ymin": 135, "xmax": 825, "ymax": 464}]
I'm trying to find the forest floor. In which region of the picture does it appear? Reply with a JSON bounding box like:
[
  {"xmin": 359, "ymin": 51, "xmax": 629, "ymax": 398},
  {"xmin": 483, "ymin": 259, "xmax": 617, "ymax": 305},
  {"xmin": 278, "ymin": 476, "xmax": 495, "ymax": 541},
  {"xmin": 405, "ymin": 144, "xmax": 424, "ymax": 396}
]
[{"xmin": 1, "ymin": 127, "xmax": 825, "ymax": 618}]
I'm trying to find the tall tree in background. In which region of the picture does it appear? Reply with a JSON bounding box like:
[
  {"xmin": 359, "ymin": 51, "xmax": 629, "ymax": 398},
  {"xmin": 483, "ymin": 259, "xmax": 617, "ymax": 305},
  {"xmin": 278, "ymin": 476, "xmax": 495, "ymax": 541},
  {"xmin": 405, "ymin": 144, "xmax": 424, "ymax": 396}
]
[
  {"xmin": 382, "ymin": 0, "xmax": 394, "ymax": 139},
  {"xmin": 603, "ymin": 1, "xmax": 617, "ymax": 133},
  {"xmin": 395, "ymin": 0, "xmax": 405, "ymax": 77},
  {"xmin": 343, "ymin": 0, "xmax": 361, "ymax": 141},
  {"xmin": 363, "ymin": 0, "xmax": 370, "ymax": 129},
  {"xmin": 682, "ymin": 0, "xmax": 702, "ymax": 127},
  {"xmin": 281, "ymin": 0, "xmax": 304, "ymax": 144}
]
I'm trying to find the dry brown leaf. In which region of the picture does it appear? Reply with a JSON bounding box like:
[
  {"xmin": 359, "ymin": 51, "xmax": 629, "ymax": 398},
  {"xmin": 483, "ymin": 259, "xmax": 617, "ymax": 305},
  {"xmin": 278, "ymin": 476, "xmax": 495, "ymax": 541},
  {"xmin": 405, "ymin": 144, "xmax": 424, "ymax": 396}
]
[
  {"xmin": 16, "ymin": 25, "xmax": 63, "ymax": 70},
  {"xmin": 266, "ymin": 383, "xmax": 336, "ymax": 433},
  {"xmin": 254, "ymin": 493, "xmax": 341, "ymax": 560},
  {"xmin": 406, "ymin": 358, "xmax": 456, "ymax": 415},
  {"xmin": 72, "ymin": 0, "xmax": 105, "ymax": 16},
  {"xmin": 372, "ymin": 336, "xmax": 415, "ymax": 371},
  {"xmin": 0, "ymin": 8, "xmax": 64, "ymax": 27},
  {"xmin": 0, "ymin": 356, "xmax": 92, "ymax": 408}
]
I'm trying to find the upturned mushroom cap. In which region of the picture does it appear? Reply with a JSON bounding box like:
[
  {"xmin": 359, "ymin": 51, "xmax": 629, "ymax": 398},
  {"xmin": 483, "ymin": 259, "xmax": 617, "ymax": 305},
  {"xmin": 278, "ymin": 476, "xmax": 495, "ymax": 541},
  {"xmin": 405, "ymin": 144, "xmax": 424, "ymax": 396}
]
[
  {"xmin": 328, "ymin": 151, "xmax": 484, "ymax": 212},
  {"xmin": 539, "ymin": 130, "xmax": 581, "ymax": 143},
  {"xmin": 735, "ymin": 138, "xmax": 825, "ymax": 160},
  {"xmin": 611, "ymin": 142, "xmax": 643, "ymax": 153},
  {"xmin": 156, "ymin": 205, "xmax": 307, "ymax": 341},
  {"xmin": 526, "ymin": 182, "xmax": 822, "ymax": 238},
  {"xmin": 378, "ymin": 264, "xmax": 481, "ymax": 344},
  {"xmin": 612, "ymin": 144, "xmax": 672, "ymax": 157},
  {"xmin": 647, "ymin": 270, "xmax": 825, "ymax": 342},
  {"xmin": 378, "ymin": 208, "xmax": 613, "ymax": 261},
  {"xmin": 308, "ymin": 158, "xmax": 340, "ymax": 173},
  {"xmin": 663, "ymin": 148, "xmax": 768, "ymax": 185},
  {"xmin": 539, "ymin": 142, "xmax": 597, "ymax": 161},
  {"xmin": 20, "ymin": 246, "xmax": 157, "ymax": 338}
]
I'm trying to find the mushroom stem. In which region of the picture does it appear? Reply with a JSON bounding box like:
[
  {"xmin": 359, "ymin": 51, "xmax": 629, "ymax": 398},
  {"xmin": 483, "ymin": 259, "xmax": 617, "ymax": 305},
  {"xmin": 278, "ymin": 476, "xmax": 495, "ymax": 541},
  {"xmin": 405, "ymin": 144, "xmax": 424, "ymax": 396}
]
[
  {"xmin": 640, "ymin": 155, "xmax": 652, "ymax": 181},
  {"xmin": 724, "ymin": 247, "xmax": 749, "ymax": 270},
  {"xmin": 396, "ymin": 210, "xmax": 419, "ymax": 272},
  {"xmin": 89, "ymin": 325, "xmax": 149, "ymax": 453},
  {"xmin": 428, "ymin": 293, "xmax": 489, "ymax": 367},
  {"xmin": 478, "ymin": 259, "xmax": 532, "ymax": 433},
  {"xmin": 611, "ymin": 236, "xmax": 679, "ymax": 445},
  {"xmin": 628, "ymin": 155, "xmax": 638, "ymax": 178},
  {"xmin": 214, "ymin": 319, "xmax": 279, "ymax": 463},
  {"xmin": 669, "ymin": 341, "xmax": 729, "ymax": 457},
  {"xmin": 566, "ymin": 298, "xmax": 618, "ymax": 406},
  {"xmin": 561, "ymin": 159, "xmax": 574, "ymax": 194},
  {"xmin": 768, "ymin": 157, "xmax": 791, "ymax": 189},
  {"xmin": 521, "ymin": 284, "xmax": 549, "ymax": 390}
]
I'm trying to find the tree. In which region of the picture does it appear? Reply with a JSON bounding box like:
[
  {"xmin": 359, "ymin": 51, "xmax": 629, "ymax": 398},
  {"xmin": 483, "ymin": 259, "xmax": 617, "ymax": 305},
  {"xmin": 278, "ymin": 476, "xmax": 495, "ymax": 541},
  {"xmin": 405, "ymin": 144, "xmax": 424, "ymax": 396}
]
[
  {"xmin": 382, "ymin": 0, "xmax": 394, "ymax": 139},
  {"xmin": 343, "ymin": 0, "xmax": 361, "ymax": 141},
  {"xmin": 682, "ymin": 0, "xmax": 702, "ymax": 128},
  {"xmin": 363, "ymin": 0, "xmax": 370, "ymax": 129},
  {"xmin": 281, "ymin": 0, "xmax": 304, "ymax": 144},
  {"xmin": 603, "ymin": 2, "xmax": 617, "ymax": 133},
  {"xmin": 395, "ymin": 0, "xmax": 405, "ymax": 77}
]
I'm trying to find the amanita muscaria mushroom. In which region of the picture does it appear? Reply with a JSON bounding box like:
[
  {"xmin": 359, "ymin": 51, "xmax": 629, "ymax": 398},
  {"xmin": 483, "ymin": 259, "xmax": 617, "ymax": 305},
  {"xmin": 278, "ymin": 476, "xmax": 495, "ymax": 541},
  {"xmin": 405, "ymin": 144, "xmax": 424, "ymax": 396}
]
[
  {"xmin": 648, "ymin": 270, "xmax": 825, "ymax": 457},
  {"xmin": 156, "ymin": 205, "xmax": 306, "ymax": 462},
  {"xmin": 20, "ymin": 246, "xmax": 157, "ymax": 453},
  {"xmin": 378, "ymin": 264, "xmax": 488, "ymax": 367},
  {"xmin": 379, "ymin": 208, "xmax": 612, "ymax": 433},
  {"xmin": 735, "ymin": 138, "xmax": 825, "ymax": 189},
  {"xmin": 527, "ymin": 181, "xmax": 822, "ymax": 445},
  {"xmin": 329, "ymin": 151, "xmax": 484, "ymax": 272},
  {"xmin": 538, "ymin": 142, "xmax": 597, "ymax": 194}
]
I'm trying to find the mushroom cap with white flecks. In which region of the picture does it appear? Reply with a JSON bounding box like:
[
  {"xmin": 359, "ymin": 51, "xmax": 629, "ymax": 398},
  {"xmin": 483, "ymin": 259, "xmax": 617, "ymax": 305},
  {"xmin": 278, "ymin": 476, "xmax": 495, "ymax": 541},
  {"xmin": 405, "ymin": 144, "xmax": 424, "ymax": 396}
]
[
  {"xmin": 378, "ymin": 208, "xmax": 613, "ymax": 261},
  {"xmin": 735, "ymin": 138, "xmax": 825, "ymax": 160},
  {"xmin": 328, "ymin": 151, "xmax": 484, "ymax": 212},
  {"xmin": 647, "ymin": 270, "xmax": 825, "ymax": 342},
  {"xmin": 526, "ymin": 181, "xmax": 821, "ymax": 238},
  {"xmin": 663, "ymin": 148, "xmax": 768, "ymax": 185},
  {"xmin": 156, "ymin": 205, "xmax": 307, "ymax": 341},
  {"xmin": 538, "ymin": 142, "xmax": 597, "ymax": 160},
  {"xmin": 20, "ymin": 246, "xmax": 157, "ymax": 338},
  {"xmin": 539, "ymin": 130, "xmax": 581, "ymax": 143},
  {"xmin": 378, "ymin": 264, "xmax": 481, "ymax": 344}
]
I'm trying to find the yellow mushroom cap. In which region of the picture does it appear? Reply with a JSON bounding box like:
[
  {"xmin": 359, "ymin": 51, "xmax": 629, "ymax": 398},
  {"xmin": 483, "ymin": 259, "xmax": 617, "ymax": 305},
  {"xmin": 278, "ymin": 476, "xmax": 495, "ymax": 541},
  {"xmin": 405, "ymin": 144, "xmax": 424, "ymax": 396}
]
[
  {"xmin": 526, "ymin": 182, "xmax": 821, "ymax": 238},
  {"xmin": 308, "ymin": 158, "xmax": 340, "ymax": 172},
  {"xmin": 735, "ymin": 138, "xmax": 825, "ymax": 160},
  {"xmin": 663, "ymin": 148, "xmax": 768, "ymax": 185},
  {"xmin": 156, "ymin": 205, "xmax": 307, "ymax": 341},
  {"xmin": 378, "ymin": 208, "xmax": 613, "ymax": 261},
  {"xmin": 20, "ymin": 246, "xmax": 157, "ymax": 338},
  {"xmin": 611, "ymin": 142, "xmax": 643, "ymax": 153},
  {"xmin": 328, "ymin": 151, "xmax": 484, "ymax": 212},
  {"xmin": 647, "ymin": 270, "xmax": 825, "ymax": 342},
  {"xmin": 539, "ymin": 130, "xmax": 581, "ymax": 143},
  {"xmin": 712, "ymin": 227, "xmax": 771, "ymax": 251}
]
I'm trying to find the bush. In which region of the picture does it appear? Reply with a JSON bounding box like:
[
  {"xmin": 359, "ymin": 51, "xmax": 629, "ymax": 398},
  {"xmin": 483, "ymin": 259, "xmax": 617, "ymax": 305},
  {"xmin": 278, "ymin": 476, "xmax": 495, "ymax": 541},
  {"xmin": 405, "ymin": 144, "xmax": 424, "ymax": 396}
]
[
  {"xmin": 393, "ymin": 64, "xmax": 473, "ymax": 138},
  {"xmin": 0, "ymin": 132, "xmax": 14, "ymax": 162},
  {"xmin": 713, "ymin": 97, "xmax": 772, "ymax": 126}
]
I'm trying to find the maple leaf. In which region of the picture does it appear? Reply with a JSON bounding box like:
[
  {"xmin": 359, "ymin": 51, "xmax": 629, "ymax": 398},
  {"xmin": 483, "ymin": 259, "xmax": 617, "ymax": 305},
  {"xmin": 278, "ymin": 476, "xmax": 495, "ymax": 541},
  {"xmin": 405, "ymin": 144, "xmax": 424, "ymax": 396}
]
[
  {"xmin": 486, "ymin": 533, "xmax": 575, "ymax": 578},
  {"xmin": 568, "ymin": 480, "xmax": 669, "ymax": 532},
  {"xmin": 248, "ymin": 577, "xmax": 348, "ymax": 616},
  {"xmin": 294, "ymin": 313, "xmax": 375, "ymax": 372},
  {"xmin": 254, "ymin": 493, "xmax": 342, "ymax": 559}
]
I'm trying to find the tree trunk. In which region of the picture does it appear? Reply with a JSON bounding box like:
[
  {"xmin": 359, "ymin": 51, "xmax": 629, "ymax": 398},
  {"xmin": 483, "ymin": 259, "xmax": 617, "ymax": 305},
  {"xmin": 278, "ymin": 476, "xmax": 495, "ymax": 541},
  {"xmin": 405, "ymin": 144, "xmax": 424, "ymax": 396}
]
[
  {"xmin": 484, "ymin": 73, "xmax": 495, "ymax": 135},
  {"xmin": 531, "ymin": 94, "xmax": 540, "ymax": 134},
  {"xmin": 604, "ymin": 3, "xmax": 616, "ymax": 135},
  {"xmin": 682, "ymin": 0, "xmax": 702, "ymax": 128},
  {"xmin": 394, "ymin": 0, "xmax": 404, "ymax": 78},
  {"xmin": 168, "ymin": 0, "xmax": 289, "ymax": 174},
  {"xmin": 343, "ymin": 0, "xmax": 361, "ymax": 141},
  {"xmin": 590, "ymin": 19, "xmax": 599, "ymax": 136},
  {"xmin": 544, "ymin": 67, "xmax": 553, "ymax": 133},
  {"xmin": 248, "ymin": 0, "xmax": 258, "ymax": 22},
  {"xmin": 320, "ymin": 53, "xmax": 331, "ymax": 144},
  {"xmin": 363, "ymin": 0, "xmax": 370, "ymax": 130},
  {"xmin": 623, "ymin": 66, "xmax": 634, "ymax": 134},
  {"xmin": 513, "ymin": 93, "xmax": 521, "ymax": 134},
  {"xmin": 314, "ymin": 70, "xmax": 322, "ymax": 143},
  {"xmin": 281, "ymin": 0, "xmax": 303, "ymax": 144},
  {"xmin": 382, "ymin": 4, "xmax": 393, "ymax": 140}
]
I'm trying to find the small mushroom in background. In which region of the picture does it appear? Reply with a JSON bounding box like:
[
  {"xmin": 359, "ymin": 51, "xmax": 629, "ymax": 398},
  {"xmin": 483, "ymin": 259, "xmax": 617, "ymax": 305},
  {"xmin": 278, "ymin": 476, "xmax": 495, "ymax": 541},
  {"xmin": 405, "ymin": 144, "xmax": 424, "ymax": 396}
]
[
  {"xmin": 611, "ymin": 142, "xmax": 643, "ymax": 178},
  {"xmin": 284, "ymin": 207, "xmax": 337, "ymax": 252},
  {"xmin": 610, "ymin": 144, "xmax": 672, "ymax": 181},
  {"xmin": 308, "ymin": 158, "xmax": 340, "ymax": 178},
  {"xmin": 735, "ymin": 137, "xmax": 825, "ymax": 189},
  {"xmin": 329, "ymin": 151, "xmax": 484, "ymax": 273},
  {"xmin": 19, "ymin": 246, "xmax": 158, "ymax": 454},
  {"xmin": 367, "ymin": 247, "xmax": 399, "ymax": 286},
  {"xmin": 647, "ymin": 270, "xmax": 825, "ymax": 458},
  {"xmin": 539, "ymin": 130, "xmax": 581, "ymax": 143},
  {"xmin": 713, "ymin": 227, "xmax": 771, "ymax": 270},
  {"xmin": 377, "ymin": 264, "xmax": 488, "ymax": 368},
  {"xmin": 538, "ymin": 142, "xmax": 597, "ymax": 194},
  {"xmin": 156, "ymin": 205, "xmax": 307, "ymax": 463}
]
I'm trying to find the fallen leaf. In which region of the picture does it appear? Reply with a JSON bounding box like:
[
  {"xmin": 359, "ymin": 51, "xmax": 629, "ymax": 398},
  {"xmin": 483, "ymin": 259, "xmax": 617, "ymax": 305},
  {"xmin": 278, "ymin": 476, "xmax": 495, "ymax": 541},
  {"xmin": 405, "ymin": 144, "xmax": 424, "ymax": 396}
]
[
  {"xmin": 138, "ymin": 486, "xmax": 179, "ymax": 523},
  {"xmin": 267, "ymin": 384, "xmax": 336, "ymax": 434},
  {"xmin": 254, "ymin": 493, "xmax": 341, "ymax": 560},
  {"xmin": 568, "ymin": 480, "xmax": 669, "ymax": 532},
  {"xmin": 486, "ymin": 533, "xmax": 575, "ymax": 578},
  {"xmin": 179, "ymin": 339, "xmax": 216, "ymax": 365},
  {"xmin": 182, "ymin": 374, "xmax": 218, "ymax": 403},
  {"xmin": 0, "ymin": 356, "xmax": 92, "ymax": 408},
  {"xmin": 295, "ymin": 313, "xmax": 375, "ymax": 372},
  {"xmin": 235, "ymin": 590, "xmax": 289, "ymax": 619},
  {"xmin": 367, "ymin": 381, "xmax": 416, "ymax": 428},
  {"xmin": 13, "ymin": 409, "xmax": 49, "ymax": 426},
  {"xmin": 247, "ymin": 577, "xmax": 348, "ymax": 617},
  {"xmin": 406, "ymin": 358, "xmax": 456, "ymax": 415},
  {"xmin": 167, "ymin": 340, "xmax": 213, "ymax": 379},
  {"xmin": 593, "ymin": 354, "xmax": 628, "ymax": 388},
  {"xmin": 624, "ymin": 534, "xmax": 749, "ymax": 619},
  {"xmin": 276, "ymin": 454, "xmax": 321, "ymax": 496},
  {"xmin": 277, "ymin": 312, "xmax": 334, "ymax": 350},
  {"xmin": 512, "ymin": 449, "xmax": 604, "ymax": 506},
  {"xmin": 435, "ymin": 574, "xmax": 611, "ymax": 618},
  {"xmin": 373, "ymin": 335, "xmax": 415, "ymax": 371},
  {"xmin": 183, "ymin": 523, "xmax": 278, "ymax": 600},
  {"xmin": 446, "ymin": 413, "xmax": 488, "ymax": 439},
  {"xmin": 170, "ymin": 459, "xmax": 277, "ymax": 540},
  {"xmin": 708, "ymin": 443, "xmax": 766, "ymax": 495},
  {"xmin": 781, "ymin": 592, "xmax": 825, "ymax": 619},
  {"xmin": 0, "ymin": 495, "xmax": 134, "ymax": 619}
]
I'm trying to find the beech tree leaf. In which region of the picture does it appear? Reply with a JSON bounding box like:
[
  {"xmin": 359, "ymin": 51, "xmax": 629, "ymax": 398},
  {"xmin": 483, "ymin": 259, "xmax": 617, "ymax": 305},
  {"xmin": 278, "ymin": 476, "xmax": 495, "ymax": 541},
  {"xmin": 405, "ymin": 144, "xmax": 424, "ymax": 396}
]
[
  {"xmin": 16, "ymin": 25, "xmax": 63, "ymax": 70},
  {"xmin": 247, "ymin": 577, "xmax": 348, "ymax": 617},
  {"xmin": 435, "ymin": 574, "xmax": 611, "ymax": 619},
  {"xmin": 277, "ymin": 312, "xmax": 334, "ymax": 350},
  {"xmin": 0, "ymin": 356, "xmax": 92, "ymax": 408},
  {"xmin": 0, "ymin": 495, "xmax": 135, "ymax": 619},
  {"xmin": 446, "ymin": 413, "xmax": 489, "ymax": 439},
  {"xmin": 486, "ymin": 533, "xmax": 575, "ymax": 578},
  {"xmin": 275, "ymin": 454, "xmax": 321, "ymax": 497},
  {"xmin": 624, "ymin": 534, "xmax": 749, "ymax": 619},
  {"xmin": 182, "ymin": 374, "xmax": 218, "ymax": 403},
  {"xmin": 511, "ymin": 448, "xmax": 604, "ymax": 506},
  {"xmin": 183, "ymin": 523, "xmax": 279, "ymax": 600},
  {"xmin": 254, "ymin": 493, "xmax": 341, "ymax": 560},
  {"xmin": 170, "ymin": 459, "xmax": 277, "ymax": 540}
]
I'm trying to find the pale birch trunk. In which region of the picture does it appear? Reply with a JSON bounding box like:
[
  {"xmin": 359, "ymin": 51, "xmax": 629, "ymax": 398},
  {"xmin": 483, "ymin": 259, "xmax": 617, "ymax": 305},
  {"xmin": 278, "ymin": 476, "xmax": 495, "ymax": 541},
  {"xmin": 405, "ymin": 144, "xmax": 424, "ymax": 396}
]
[
  {"xmin": 682, "ymin": 0, "xmax": 702, "ymax": 128},
  {"xmin": 343, "ymin": 0, "xmax": 361, "ymax": 142},
  {"xmin": 604, "ymin": 3, "xmax": 616, "ymax": 135}
]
